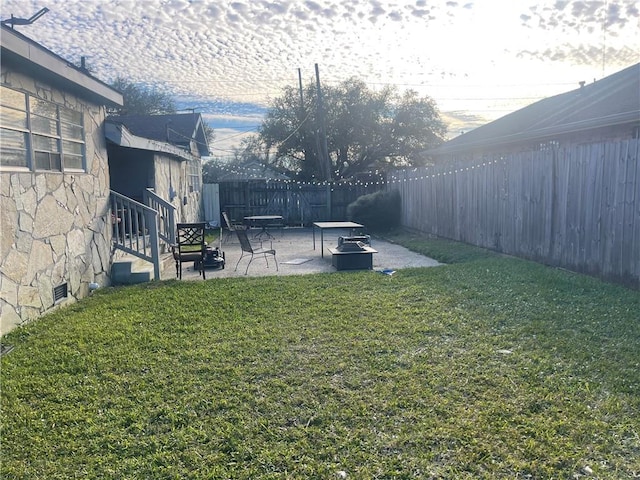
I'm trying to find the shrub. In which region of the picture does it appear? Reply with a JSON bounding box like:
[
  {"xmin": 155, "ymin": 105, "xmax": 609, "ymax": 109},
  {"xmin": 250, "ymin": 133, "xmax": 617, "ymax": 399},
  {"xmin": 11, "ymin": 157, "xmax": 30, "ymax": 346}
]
[{"xmin": 346, "ymin": 189, "xmax": 401, "ymax": 232}]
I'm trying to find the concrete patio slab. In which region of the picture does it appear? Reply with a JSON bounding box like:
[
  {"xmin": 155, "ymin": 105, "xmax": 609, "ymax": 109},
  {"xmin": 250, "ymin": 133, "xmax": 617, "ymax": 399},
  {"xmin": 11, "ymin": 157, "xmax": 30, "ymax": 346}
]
[{"xmin": 163, "ymin": 228, "xmax": 441, "ymax": 280}]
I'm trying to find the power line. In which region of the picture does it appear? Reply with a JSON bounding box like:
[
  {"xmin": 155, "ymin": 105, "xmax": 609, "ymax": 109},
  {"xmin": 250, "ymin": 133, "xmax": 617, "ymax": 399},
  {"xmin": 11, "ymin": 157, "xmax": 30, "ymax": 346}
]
[
  {"xmin": 165, "ymin": 79, "xmax": 579, "ymax": 108},
  {"xmin": 208, "ymin": 146, "xmax": 240, "ymax": 153},
  {"xmin": 178, "ymin": 93, "xmax": 548, "ymax": 102},
  {"xmin": 163, "ymin": 77, "xmax": 579, "ymax": 89},
  {"xmin": 210, "ymin": 128, "xmax": 259, "ymax": 145},
  {"xmin": 208, "ymin": 125, "xmax": 261, "ymax": 130}
]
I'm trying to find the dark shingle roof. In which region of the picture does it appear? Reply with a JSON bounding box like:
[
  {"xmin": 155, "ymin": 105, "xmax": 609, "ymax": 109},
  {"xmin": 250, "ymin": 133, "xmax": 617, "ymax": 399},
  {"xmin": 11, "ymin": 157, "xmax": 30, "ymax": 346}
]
[
  {"xmin": 108, "ymin": 113, "xmax": 210, "ymax": 156},
  {"xmin": 431, "ymin": 62, "xmax": 640, "ymax": 155}
]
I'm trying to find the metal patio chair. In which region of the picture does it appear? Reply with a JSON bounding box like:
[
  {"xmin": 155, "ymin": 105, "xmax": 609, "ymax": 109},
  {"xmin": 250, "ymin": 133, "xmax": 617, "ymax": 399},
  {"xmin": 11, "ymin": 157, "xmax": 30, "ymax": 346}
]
[
  {"xmin": 234, "ymin": 228, "xmax": 278, "ymax": 275},
  {"xmin": 172, "ymin": 222, "xmax": 207, "ymax": 279},
  {"xmin": 221, "ymin": 211, "xmax": 245, "ymax": 243}
]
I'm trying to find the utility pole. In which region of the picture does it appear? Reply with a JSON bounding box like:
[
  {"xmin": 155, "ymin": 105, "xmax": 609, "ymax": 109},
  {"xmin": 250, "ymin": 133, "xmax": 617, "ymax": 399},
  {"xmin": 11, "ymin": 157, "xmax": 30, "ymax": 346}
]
[
  {"xmin": 315, "ymin": 63, "xmax": 332, "ymax": 219},
  {"xmin": 298, "ymin": 68, "xmax": 304, "ymax": 108},
  {"xmin": 315, "ymin": 63, "xmax": 331, "ymax": 182}
]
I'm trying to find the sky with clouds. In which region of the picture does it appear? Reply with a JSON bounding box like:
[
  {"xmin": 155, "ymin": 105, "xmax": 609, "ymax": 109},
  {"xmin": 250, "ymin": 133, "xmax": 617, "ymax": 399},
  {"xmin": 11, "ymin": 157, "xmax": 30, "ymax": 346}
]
[{"xmin": 2, "ymin": 0, "xmax": 638, "ymax": 156}]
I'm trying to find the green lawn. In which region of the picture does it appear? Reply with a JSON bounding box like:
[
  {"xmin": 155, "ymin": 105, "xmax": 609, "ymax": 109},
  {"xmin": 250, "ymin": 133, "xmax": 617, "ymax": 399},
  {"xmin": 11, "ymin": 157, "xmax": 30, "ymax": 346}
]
[{"xmin": 1, "ymin": 233, "xmax": 639, "ymax": 479}]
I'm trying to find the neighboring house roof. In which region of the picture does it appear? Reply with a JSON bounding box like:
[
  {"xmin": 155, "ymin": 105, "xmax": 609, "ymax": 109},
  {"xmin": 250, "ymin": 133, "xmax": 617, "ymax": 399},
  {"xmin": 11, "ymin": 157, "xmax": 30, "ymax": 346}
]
[
  {"xmin": 105, "ymin": 120, "xmax": 198, "ymax": 163},
  {"xmin": 108, "ymin": 113, "xmax": 210, "ymax": 157},
  {"xmin": 430, "ymin": 62, "xmax": 640, "ymax": 156},
  {"xmin": 0, "ymin": 24, "xmax": 123, "ymax": 107}
]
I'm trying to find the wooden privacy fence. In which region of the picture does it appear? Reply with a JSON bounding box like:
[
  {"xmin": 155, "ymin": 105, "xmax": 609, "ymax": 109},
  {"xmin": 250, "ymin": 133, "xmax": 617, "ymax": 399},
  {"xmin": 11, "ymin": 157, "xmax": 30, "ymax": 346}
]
[
  {"xmin": 217, "ymin": 180, "xmax": 384, "ymax": 226},
  {"xmin": 392, "ymin": 139, "xmax": 639, "ymax": 288}
]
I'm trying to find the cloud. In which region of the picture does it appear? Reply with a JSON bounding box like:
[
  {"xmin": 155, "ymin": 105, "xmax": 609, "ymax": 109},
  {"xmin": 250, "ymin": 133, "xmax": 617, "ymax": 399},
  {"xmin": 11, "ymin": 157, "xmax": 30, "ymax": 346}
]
[
  {"xmin": 570, "ymin": 1, "xmax": 603, "ymax": 21},
  {"xmin": 2, "ymin": 0, "xmax": 637, "ymax": 151},
  {"xmin": 230, "ymin": 2, "xmax": 248, "ymax": 13},
  {"xmin": 514, "ymin": 0, "xmax": 637, "ymax": 69},
  {"xmin": 263, "ymin": 2, "xmax": 290, "ymax": 16},
  {"xmin": 409, "ymin": 7, "xmax": 432, "ymax": 19},
  {"xmin": 521, "ymin": 0, "xmax": 637, "ymax": 32},
  {"xmin": 517, "ymin": 44, "xmax": 638, "ymax": 67},
  {"xmin": 627, "ymin": 2, "xmax": 640, "ymax": 17},
  {"xmin": 441, "ymin": 110, "xmax": 488, "ymax": 138},
  {"xmin": 369, "ymin": 2, "xmax": 386, "ymax": 22},
  {"xmin": 206, "ymin": 127, "xmax": 258, "ymax": 155}
]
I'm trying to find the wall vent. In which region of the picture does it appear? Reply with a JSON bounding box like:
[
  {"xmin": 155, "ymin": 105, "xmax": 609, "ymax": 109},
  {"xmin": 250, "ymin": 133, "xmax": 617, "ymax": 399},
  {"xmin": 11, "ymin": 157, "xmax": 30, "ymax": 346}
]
[{"xmin": 53, "ymin": 283, "xmax": 68, "ymax": 304}]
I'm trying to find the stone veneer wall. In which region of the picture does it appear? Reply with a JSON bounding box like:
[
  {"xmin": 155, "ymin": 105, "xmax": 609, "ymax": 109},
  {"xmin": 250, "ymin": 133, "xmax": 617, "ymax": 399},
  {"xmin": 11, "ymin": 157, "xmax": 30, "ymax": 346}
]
[{"xmin": 0, "ymin": 73, "xmax": 113, "ymax": 335}]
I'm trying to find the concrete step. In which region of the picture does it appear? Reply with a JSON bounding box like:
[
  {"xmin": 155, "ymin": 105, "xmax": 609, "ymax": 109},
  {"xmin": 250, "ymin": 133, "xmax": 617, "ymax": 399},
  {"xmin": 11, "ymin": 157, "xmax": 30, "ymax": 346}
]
[
  {"xmin": 111, "ymin": 252, "xmax": 175, "ymax": 285},
  {"xmin": 111, "ymin": 260, "xmax": 152, "ymax": 285}
]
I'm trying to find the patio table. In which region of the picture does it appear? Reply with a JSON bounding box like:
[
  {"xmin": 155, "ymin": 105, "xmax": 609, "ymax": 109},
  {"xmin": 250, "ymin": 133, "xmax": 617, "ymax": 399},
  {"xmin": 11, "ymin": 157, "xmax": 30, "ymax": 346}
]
[
  {"xmin": 244, "ymin": 215, "xmax": 283, "ymax": 240},
  {"xmin": 312, "ymin": 221, "xmax": 364, "ymax": 258}
]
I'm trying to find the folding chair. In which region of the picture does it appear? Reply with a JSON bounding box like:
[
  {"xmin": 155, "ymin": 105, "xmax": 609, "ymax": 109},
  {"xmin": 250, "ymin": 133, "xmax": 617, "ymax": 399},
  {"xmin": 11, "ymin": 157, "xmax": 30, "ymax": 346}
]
[
  {"xmin": 234, "ymin": 228, "xmax": 278, "ymax": 275},
  {"xmin": 172, "ymin": 222, "xmax": 207, "ymax": 279}
]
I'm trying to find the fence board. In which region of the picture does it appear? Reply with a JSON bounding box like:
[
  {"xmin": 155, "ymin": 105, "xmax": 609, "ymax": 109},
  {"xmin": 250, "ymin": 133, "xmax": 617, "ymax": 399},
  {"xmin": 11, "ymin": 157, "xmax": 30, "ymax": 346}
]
[
  {"xmin": 633, "ymin": 139, "xmax": 640, "ymax": 280},
  {"xmin": 216, "ymin": 180, "xmax": 384, "ymax": 226},
  {"xmin": 622, "ymin": 140, "xmax": 639, "ymax": 281},
  {"xmin": 391, "ymin": 138, "xmax": 639, "ymax": 288},
  {"xmin": 584, "ymin": 144, "xmax": 602, "ymax": 271}
]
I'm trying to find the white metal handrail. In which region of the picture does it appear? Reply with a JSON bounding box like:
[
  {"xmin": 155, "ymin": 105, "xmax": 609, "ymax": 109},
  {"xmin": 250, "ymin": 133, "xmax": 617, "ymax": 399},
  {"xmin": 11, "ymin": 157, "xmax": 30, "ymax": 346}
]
[
  {"xmin": 143, "ymin": 188, "xmax": 176, "ymax": 247},
  {"xmin": 110, "ymin": 190, "xmax": 160, "ymax": 280}
]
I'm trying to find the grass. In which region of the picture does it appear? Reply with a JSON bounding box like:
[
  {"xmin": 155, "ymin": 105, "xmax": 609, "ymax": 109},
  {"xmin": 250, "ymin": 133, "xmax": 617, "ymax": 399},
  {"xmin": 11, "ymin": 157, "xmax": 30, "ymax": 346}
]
[
  {"xmin": 205, "ymin": 229, "xmax": 221, "ymax": 246},
  {"xmin": 383, "ymin": 230, "xmax": 497, "ymax": 264},
  {"xmin": 1, "ymin": 231, "xmax": 639, "ymax": 479}
]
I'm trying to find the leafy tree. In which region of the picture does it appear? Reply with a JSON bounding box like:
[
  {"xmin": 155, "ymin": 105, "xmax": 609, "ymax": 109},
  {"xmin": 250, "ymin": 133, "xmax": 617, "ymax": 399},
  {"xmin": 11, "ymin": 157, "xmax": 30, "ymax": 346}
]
[
  {"xmin": 238, "ymin": 135, "xmax": 270, "ymax": 164},
  {"xmin": 203, "ymin": 122, "xmax": 216, "ymax": 147},
  {"xmin": 108, "ymin": 77, "xmax": 176, "ymax": 116},
  {"xmin": 258, "ymin": 84, "xmax": 320, "ymax": 179},
  {"xmin": 202, "ymin": 158, "xmax": 228, "ymax": 183},
  {"xmin": 202, "ymin": 136, "xmax": 268, "ymax": 183},
  {"xmin": 257, "ymin": 78, "xmax": 447, "ymax": 181}
]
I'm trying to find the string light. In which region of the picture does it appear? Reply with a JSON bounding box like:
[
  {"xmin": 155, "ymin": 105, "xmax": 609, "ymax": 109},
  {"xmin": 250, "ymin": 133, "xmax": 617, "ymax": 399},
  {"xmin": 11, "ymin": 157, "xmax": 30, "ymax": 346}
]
[{"xmin": 204, "ymin": 156, "xmax": 507, "ymax": 187}]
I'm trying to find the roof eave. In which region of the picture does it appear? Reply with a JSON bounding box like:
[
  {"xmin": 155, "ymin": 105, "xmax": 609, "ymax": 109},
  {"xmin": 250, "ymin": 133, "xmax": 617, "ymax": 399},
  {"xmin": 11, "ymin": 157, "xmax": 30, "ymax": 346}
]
[
  {"xmin": 430, "ymin": 110, "xmax": 640, "ymax": 156},
  {"xmin": 105, "ymin": 121, "xmax": 197, "ymax": 162}
]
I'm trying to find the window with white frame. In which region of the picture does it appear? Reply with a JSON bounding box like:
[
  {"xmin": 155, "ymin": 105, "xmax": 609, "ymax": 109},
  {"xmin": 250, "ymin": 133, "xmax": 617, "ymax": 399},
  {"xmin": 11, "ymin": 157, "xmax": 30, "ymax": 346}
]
[
  {"xmin": 0, "ymin": 85, "xmax": 85, "ymax": 171},
  {"xmin": 188, "ymin": 159, "xmax": 201, "ymax": 193}
]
